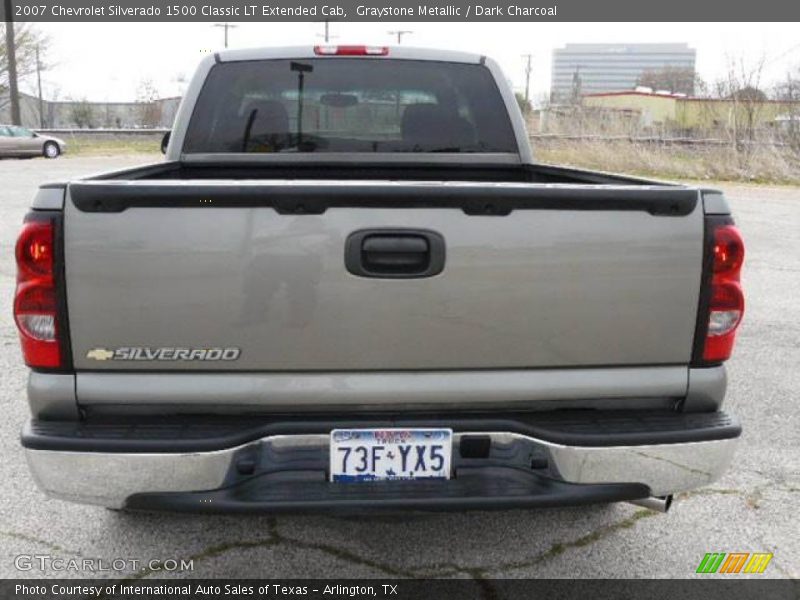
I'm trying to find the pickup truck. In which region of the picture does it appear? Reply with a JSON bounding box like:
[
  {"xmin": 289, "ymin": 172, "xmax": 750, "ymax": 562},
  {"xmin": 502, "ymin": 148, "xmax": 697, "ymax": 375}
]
[{"xmin": 15, "ymin": 45, "xmax": 744, "ymax": 513}]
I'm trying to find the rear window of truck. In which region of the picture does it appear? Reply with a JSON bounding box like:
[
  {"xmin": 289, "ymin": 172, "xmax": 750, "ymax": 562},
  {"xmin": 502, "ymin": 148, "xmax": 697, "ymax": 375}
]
[{"xmin": 182, "ymin": 59, "xmax": 518, "ymax": 154}]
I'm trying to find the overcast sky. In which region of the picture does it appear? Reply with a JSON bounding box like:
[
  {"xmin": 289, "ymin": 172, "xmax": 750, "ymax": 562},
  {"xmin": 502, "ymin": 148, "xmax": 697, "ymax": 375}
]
[{"xmin": 29, "ymin": 22, "xmax": 800, "ymax": 103}]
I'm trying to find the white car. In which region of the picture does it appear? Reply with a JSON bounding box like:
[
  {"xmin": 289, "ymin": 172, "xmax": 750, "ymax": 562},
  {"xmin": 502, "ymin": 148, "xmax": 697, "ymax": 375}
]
[{"xmin": 0, "ymin": 125, "xmax": 66, "ymax": 158}]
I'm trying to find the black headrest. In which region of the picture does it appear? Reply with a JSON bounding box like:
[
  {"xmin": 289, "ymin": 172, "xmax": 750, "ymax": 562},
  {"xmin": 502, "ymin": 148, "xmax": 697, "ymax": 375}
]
[
  {"xmin": 243, "ymin": 100, "xmax": 289, "ymax": 136},
  {"xmin": 401, "ymin": 103, "xmax": 474, "ymax": 149}
]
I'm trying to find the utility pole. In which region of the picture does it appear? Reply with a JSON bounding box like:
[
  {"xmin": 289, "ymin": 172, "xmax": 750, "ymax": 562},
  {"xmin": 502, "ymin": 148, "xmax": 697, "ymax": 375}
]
[
  {"xmin": 36, "ymin": 44, "xmax": 44, "ymax": 128},
  {"xmin": 388, "ymin": 30, "xmax": 413, "ymax": 44},
  {"xmin": 4, "ymin": 0, "xmax": 21, "ymax": 125},
  {"xmin": 522, "ymin": 53, "xmax": 533, "ymax": 105},
  {"xmin": 212, "ymin": 23, "xmax": 237, "ymax": 48},
  {"xmin": 316, "ymin": 20, "xmax": 337, "ymax": 43}
]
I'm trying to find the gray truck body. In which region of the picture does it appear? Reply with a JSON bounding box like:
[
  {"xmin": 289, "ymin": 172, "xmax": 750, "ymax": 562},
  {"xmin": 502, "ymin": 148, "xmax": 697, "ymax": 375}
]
[{"xmin": 19, "ymin": 47, "xmax": 740, "ymax": 512}]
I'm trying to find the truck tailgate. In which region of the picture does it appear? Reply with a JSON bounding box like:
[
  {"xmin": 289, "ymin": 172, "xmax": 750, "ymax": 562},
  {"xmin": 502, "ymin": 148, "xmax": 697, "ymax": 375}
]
[{"xmin": 64, "ymin": 181, "xmax": 703, "ymax": 371}]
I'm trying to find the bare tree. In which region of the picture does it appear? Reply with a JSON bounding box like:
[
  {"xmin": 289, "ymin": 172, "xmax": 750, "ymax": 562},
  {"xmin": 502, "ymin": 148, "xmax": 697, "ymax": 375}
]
[
  {"xmin": 0, "ymin": 23, "xmax": 50, "ymax": 108},
  {"xmin": 709, "ymin": 56, "xmax": 768, "ymax": 166},
  {"xmin": 569, "ymin": 67, "xmax": 582, "ymax": 106},
  {"xmin": 135, "ymin": 78, "xmax": 162, "ymax": 128},
  {"xmin": 636, "ymin": 66, "xmax": 698, "ymax": 95},
  {"xmin": 773, "ymin": 66, "xmax": 800, "ymax": 151}
]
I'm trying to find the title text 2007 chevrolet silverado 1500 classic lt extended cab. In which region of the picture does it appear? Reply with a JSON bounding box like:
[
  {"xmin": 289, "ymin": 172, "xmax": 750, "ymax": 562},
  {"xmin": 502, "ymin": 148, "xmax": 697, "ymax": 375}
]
[{"xmin": 15, "ymin": 46, "xmax": 745, "ymax": 513}]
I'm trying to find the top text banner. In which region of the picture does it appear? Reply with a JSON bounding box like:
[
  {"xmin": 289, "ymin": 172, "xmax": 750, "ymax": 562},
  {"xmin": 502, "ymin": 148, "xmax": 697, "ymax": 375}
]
[{"xmin": 3, "ymin": 0, "xmax": 800, "ymax": 22}]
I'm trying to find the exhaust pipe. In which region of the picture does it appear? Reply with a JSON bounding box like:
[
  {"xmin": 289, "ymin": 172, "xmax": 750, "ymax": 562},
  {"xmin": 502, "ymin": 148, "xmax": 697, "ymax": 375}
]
[{"xmin": 628, "ymin": 495, "xmax": 673, "ymax": 513}]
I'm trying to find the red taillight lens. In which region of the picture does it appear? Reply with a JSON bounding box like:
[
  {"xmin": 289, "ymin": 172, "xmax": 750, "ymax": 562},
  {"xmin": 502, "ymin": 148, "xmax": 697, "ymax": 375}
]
[
  {"xmin": 702, "ymin": 223, "xmax": 745, "ymax": 363},
  {"xmin": 14, "ymin": 217, "xmax": 62, "ymax": 368},
  {"xmin": 712, "ymin": 225, "xmax": 744, "ymax": 275},
  {"xmin": 16, "ymin": 220, "xmax": 54, "ymax": 278},
  {"xmin": 313, "ymin": 45, "xmax": 389, "ymax": 56}
]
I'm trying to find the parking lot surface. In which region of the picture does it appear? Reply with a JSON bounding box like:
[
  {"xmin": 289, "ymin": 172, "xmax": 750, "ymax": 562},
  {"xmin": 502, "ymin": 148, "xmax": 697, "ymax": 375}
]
[{"xmin": 0, "ymin": 156, "xmax": 797, "ymax": 579}]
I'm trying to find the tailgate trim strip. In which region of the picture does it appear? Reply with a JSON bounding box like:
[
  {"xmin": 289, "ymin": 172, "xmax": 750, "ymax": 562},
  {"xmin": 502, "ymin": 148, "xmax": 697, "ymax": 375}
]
[{"xmin": 69, "ymin": 181, "xmax": 698, "ymax": 216}]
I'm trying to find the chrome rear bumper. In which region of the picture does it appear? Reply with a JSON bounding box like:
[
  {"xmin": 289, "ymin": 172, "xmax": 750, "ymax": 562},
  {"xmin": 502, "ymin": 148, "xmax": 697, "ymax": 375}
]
[{"xmin": 24, "ymin": 430, "xmax": 738, "ymax": 510}]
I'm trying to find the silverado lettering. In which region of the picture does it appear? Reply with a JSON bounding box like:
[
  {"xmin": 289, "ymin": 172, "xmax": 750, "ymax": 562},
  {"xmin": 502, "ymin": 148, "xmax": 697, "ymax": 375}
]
[{"xmin": 86, "ymin": 347, "xmax": 241, "ymax": 361}]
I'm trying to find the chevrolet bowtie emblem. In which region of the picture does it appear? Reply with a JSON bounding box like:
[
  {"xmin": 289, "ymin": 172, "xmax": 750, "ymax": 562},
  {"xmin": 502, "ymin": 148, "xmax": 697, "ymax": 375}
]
[{"xmin": 86, "ymin": 348, "xmax": 115, "ymax": 361}]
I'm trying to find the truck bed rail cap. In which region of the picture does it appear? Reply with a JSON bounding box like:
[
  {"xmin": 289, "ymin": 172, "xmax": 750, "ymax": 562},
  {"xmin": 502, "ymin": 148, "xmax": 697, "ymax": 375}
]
[
  {"xmin": 32, "ymin": 186, "xmax": 66, "ymax": 210},
  {"xmin": 702, "ymin": 191, "xmax": 732, "ymax": 215}
]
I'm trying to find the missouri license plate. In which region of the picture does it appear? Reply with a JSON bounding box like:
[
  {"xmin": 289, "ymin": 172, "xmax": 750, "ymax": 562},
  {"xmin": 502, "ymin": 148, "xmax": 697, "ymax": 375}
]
[{"xmin": 330, "ymin": 428, "xmax": 453, "ymax": 482}]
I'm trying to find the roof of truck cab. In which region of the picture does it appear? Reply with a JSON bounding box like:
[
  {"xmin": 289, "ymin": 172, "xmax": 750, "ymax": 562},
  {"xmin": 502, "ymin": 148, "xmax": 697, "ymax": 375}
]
[{"xmin": 214, "ymin": 46, "xmax": 485, "ymax": 64}]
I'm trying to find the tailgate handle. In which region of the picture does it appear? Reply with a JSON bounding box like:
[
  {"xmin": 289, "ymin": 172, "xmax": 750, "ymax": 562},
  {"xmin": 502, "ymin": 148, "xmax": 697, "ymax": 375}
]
[
  {"xmin": 363, "ymin": 236, "xmax": 428, "ymax": 268},
  {"xmin": 345, "ymin": 229, "xmax": 445, "ymax": 279}
]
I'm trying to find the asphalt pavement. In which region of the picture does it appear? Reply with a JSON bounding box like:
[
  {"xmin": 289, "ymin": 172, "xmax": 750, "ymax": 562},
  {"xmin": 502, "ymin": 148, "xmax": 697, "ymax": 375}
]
[{"xmin": 0, "ymin": 156, "xmax": 797, "ymax": 580}]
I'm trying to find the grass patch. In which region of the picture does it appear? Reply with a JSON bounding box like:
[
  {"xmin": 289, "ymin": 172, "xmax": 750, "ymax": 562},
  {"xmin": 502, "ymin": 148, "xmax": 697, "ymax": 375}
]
[
  {"xmin": 61, "ymin": 135, "xmax": 162, "ymax": 157},
  {"xmin": 534, "ymin": 139, "xmax": 800, "ymax": 185}
]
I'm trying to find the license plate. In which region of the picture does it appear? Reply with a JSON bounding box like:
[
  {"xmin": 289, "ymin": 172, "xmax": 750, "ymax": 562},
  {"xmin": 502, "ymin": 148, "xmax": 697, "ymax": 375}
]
[{"xmin": 330, "ymin": 428, "xmax": 453, "ymax": 482}]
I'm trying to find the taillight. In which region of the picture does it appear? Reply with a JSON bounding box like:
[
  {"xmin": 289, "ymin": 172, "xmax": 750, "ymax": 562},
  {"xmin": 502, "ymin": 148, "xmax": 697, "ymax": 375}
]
[
  {"xmin": 14, "ymin": 216, "xmax": 63, "ymax": 368},
  {"xmin": 313, "ymin": 45, "xmax": 389, "ymax": 56},
  {"xmin": 712, "ymin": 225, "xmax": 745, "ymax": 274},
  {"xmin": 16, "ymin": 220, "xmax": 54, "ymax": 277},
  {"xmin": 702, "ymin": 223, "xmax": 745, "ymax": 363}
]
